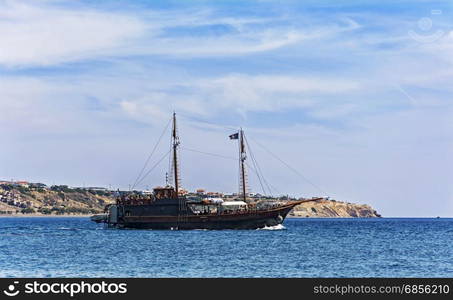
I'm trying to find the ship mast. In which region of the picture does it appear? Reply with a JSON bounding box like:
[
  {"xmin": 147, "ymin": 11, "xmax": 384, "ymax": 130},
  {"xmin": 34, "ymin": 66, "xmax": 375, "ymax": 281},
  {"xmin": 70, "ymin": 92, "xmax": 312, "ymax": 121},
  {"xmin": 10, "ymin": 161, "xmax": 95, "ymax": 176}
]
[
  {"xmin": 239, "ymin": 128, "xmax": 247, "ymax": 202},
  {"xmin": 172, "ymin": 112, "xmax": 180, "ymax": 197}
]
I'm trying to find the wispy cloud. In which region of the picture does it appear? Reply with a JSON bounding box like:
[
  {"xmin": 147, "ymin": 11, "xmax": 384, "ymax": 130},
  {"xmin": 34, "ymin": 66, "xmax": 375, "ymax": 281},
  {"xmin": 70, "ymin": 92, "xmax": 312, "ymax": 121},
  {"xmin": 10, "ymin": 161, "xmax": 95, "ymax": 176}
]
[
  {"xmin": 0, "ymin": 1, "xmax": 146, "ymax": 67},
  {"xmin": 0, "ymin": 0, "xmax": 364, "ymax": 67}
]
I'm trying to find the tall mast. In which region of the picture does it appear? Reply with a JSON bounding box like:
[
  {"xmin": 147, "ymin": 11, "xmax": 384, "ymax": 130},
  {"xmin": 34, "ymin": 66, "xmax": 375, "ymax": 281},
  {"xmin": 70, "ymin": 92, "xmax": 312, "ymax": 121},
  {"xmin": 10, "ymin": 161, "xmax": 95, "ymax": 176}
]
[
  {"xmin": 239, "ymin": 128, "xmax": 247, "ymax": 202},
  {"xmin": 172, "ymin": 112, "xmax": 180, "ymax": 197}
]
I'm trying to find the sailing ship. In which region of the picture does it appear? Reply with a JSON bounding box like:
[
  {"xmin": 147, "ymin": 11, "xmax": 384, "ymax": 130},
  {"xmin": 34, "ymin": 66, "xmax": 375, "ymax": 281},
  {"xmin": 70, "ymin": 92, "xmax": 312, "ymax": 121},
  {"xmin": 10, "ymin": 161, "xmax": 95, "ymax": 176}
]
[{"xmin": 92, "ymin": 113, "xmax": 321, "ymax": 229}]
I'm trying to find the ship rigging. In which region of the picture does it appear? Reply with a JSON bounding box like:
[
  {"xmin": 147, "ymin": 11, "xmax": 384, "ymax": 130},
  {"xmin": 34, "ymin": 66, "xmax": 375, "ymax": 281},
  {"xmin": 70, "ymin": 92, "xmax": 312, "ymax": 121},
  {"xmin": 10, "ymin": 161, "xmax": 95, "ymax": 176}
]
[{"xmin": 91, "ymin": 113, "xmax": 323, "ymax": 229}]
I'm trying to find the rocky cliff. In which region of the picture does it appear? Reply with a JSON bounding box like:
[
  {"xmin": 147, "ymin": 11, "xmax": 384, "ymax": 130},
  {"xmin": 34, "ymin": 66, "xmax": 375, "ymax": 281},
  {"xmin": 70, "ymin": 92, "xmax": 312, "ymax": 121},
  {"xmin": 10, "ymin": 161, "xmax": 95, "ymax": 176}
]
[
  {"xmin": 0, "ymin": 184, "xmax": 114, "ymax": 215},
  {"xmin": 1, "ymin": 184, "xmax": 380, "ymax": 217},
  {"xmin": 290, "ymin": 199, "xmax": 381, "ymax": 218}
]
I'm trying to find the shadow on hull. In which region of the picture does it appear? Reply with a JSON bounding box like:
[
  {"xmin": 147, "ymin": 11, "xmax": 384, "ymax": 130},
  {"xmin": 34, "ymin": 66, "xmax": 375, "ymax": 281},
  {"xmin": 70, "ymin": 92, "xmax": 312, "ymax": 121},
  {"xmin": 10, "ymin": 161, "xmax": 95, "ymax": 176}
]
[{"xmin": 110, "ymin": 204, "xmax": 296, "ymax": 230}]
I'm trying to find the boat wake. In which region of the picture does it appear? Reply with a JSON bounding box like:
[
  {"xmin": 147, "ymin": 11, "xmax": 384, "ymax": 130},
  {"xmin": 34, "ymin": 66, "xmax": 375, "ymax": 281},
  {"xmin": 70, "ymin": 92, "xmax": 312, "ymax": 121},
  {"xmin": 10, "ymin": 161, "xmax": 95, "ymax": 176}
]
[{"xmin": 257, "ymin": 224, "xmax": 286, "ymax": 231}]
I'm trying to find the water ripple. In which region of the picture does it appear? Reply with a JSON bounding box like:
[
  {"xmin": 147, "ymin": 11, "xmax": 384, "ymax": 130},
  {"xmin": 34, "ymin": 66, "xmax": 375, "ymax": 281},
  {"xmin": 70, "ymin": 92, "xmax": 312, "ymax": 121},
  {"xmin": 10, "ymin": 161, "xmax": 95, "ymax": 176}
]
[{"xmin": 0, "ymin": 217, "xmax": 452, "ymax": 277}]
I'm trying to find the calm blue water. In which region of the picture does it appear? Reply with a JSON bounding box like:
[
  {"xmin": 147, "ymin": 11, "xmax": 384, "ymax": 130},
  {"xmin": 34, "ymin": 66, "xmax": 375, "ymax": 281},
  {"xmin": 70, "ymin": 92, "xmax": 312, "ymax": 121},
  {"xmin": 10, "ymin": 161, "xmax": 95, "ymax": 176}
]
[{"xmin": 0, "ymin": 217, "xmax": 452, "ymax": 277}]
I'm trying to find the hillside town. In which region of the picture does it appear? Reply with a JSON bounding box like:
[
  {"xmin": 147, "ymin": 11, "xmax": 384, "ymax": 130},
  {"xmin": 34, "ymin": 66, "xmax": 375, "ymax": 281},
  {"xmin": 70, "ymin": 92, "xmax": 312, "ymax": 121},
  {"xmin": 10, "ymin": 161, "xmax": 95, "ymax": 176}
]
[
  {"xmin": 0, "ymin": 180, "xmax": 287, "ymax": 215},
  {"xmin": 0, "ymin": 180, "xmax": 113, "ymax": 215},
  {"xmin": 0, "ymin": 180, "xmax": 380, "ymax": 217}
]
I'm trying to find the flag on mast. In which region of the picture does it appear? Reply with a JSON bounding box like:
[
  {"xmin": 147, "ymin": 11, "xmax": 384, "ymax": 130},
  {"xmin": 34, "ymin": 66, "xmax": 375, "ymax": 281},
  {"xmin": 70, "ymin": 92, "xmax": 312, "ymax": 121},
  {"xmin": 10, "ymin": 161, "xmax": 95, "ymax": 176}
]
[{"xmin": 229, "ymin": 133, "xmax": 239, "ymax": 140}]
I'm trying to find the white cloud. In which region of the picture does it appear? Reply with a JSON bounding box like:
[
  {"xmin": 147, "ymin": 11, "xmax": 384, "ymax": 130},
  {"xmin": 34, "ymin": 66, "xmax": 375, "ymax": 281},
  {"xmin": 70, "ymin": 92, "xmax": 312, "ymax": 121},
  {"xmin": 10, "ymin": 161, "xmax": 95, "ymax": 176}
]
[
  {"xmin": 0, "ymin": 1, "xmax": 363, "ymax": 67},
  {"xmin": 0, "ymin": 1, "xmax": 147, "ymax": 67},
  {"xmin": 196, "ymin": 74, "xmax": 361, "ymax": 113},
  {"xmin": 106, "ymin": 73, "xmax": 363, "ymax": 124},
  {"xmin": 209, "ymin": 74, "xmax": 360, "ymax": 94},
  {"xmin": 143, "ymin": 29, "xmax": 308, "ymax": 57}
]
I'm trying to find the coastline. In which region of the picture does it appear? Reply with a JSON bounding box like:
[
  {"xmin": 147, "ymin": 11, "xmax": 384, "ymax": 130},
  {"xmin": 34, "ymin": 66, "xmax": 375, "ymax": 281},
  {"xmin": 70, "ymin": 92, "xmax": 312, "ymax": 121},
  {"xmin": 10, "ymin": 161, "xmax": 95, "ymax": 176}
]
[
  {"xmin": 0, "ymin": 214, "xmax": 91, "ymax": 218},
  {"xmin": 0, "ymin": 214, "xmax": 375, "ymax": 219},
  {"xmin": 1, "ymin": 215, "xmax": 450, "ymax": 219}
]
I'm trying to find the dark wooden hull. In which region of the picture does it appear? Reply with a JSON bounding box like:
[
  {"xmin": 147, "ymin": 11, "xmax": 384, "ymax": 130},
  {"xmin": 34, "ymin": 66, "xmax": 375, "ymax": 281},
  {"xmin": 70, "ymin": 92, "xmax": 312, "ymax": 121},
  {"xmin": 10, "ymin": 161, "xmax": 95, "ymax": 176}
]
[{"xmin": 113, "ymin": 204, "xmax": 296, "ymax": 230}]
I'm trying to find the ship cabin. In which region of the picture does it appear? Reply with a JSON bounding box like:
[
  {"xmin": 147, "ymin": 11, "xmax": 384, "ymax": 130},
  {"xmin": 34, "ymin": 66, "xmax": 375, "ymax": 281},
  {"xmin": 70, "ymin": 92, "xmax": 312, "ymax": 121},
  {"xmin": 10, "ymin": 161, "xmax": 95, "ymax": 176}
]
[
  {"xmin": 116, "ymin": 186, "xmax": 178, "ymax": 206},
  {"xmin": 153, "ymin": 186, "xmax": 177, "ymax": 199}
]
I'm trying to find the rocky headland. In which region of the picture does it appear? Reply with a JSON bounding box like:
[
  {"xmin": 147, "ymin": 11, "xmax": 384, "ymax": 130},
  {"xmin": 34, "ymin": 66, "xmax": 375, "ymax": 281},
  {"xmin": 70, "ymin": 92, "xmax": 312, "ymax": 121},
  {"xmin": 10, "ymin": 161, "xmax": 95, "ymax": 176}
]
[
  {"xmin": 290, "ymin": 198, "xmax": 381, "ymax": 218},
  {"xmin": 0, "ymin": 183, "xmax": 380, "ymax": 217},
  {"xmin": 0, "ymin": 184, "xmax": 114, "ymax": 215}
]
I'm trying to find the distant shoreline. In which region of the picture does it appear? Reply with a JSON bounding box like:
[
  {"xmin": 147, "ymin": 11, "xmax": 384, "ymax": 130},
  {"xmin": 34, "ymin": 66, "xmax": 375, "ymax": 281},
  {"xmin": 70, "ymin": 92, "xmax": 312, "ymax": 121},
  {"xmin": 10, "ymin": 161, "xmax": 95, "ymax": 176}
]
[
  {"xmin": 0, "ymin": 214, "xmax": 91, "ymax": 218},
  {"xmin": 1, "ymin": 214, "xmax": 450, "ymax": 219}
]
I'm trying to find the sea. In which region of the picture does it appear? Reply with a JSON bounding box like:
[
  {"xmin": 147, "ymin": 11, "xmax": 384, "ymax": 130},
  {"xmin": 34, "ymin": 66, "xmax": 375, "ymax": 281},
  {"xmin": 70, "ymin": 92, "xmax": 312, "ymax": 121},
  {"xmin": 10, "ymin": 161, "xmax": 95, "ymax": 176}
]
[{"xmin": 0, "ymin": 217, "xmax": 452, "ymax": 278}]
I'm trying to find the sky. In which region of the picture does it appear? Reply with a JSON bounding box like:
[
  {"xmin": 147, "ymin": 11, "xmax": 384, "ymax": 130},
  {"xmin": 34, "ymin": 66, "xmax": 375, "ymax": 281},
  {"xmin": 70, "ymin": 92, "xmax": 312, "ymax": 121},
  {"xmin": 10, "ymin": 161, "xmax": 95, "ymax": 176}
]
[{"xmin": 1, "ymin": 0, "xmax": 452, "ymax": 217}]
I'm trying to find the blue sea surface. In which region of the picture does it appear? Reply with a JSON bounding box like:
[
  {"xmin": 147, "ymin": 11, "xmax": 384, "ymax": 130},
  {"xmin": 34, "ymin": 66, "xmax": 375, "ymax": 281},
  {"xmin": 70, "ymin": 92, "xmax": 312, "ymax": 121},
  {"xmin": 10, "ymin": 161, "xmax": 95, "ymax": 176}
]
[{"xmin": 0, "ymin": 217, "xmax": 452, "ymax": 277}]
